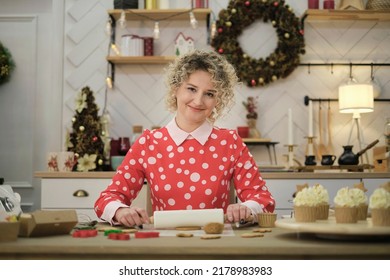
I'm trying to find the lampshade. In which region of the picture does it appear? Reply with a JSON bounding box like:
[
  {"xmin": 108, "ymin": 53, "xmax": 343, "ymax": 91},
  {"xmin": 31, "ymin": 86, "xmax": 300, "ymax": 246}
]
[{"xmin": 339, "ymin": 83, "xmax": 374, "ymax": 114}]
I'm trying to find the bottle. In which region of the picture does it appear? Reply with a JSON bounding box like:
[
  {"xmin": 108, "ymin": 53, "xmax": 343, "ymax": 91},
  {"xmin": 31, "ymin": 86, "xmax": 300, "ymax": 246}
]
[
  {"xmin": 132, "ymin": 125, "xmax": 143, "ymax": 145},
  {"xmin": 385, "ymin": 117, "xmax": 390, "ymax": 150}
]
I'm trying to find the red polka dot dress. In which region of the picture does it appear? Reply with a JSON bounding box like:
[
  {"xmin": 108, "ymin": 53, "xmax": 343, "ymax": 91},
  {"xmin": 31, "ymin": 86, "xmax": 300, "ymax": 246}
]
[{"xmin": 95, "ymin": 120, "xmax": 275, "ymax": 223}]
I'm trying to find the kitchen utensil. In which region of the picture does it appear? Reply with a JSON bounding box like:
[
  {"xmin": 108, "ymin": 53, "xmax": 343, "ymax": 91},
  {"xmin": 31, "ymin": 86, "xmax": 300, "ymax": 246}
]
[
  {"xmin": 153, "ymin": 209, "xmax": 224, "ymax": 229},
  {"xmin": 321, "ymin": 154, "xmax": 336, "ymax": 166},
  {"xmin": 338, "ymin": 139, "xmax": 379, "ymax": 165},
  {"xmin": 317, "ymin": 101, "xmax": 327, "ymax": 157},
  {"xmin": 326, "ymin": 100, "xmax": 334, "ymax": 155}
]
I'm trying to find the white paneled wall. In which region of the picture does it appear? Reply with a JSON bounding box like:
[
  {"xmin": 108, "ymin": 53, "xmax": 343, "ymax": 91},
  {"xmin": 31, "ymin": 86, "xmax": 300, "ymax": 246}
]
[{"xmin": 62, "ymin": 0, "xmax": 390, "ymax": 167}]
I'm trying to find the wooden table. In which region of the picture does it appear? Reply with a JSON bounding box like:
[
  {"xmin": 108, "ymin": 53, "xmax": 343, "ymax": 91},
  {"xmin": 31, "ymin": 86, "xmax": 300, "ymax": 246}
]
[{"xmin": 1, "ymin": 225, "xmax": 389, "ymax": 260}]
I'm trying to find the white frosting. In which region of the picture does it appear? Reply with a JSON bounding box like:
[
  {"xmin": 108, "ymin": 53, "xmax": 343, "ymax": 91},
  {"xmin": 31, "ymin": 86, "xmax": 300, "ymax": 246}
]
[
  {"xmin": 312, "ymin": 184, "xmax": 329, "ymax": 204},
  {"xmin": 333, "ymin": 187, "xmax": 360, "ymax": 207},
  {"xmin": 369, "ymin": 188, "xmax": 390, "ymax": 209},
  {"xmin": 293, "ymin": 188, "xmax": 318, "ymax": 207},
  {"xmin": 350, "ymin": 188, "xmax": 367, "ymax": 205}
]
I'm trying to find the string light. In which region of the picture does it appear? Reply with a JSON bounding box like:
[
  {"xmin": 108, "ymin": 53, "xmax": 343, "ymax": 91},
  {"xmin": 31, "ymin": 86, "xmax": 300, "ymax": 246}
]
[
  {"xmin": 189, "ymin": 11, "xmax": 198, "ymax": 29},
  {"xmin": 110, "ymin": 43, "xmax": 121, "ymax": 55},
  {"xmin": 105, "ymin": 17, "xmax": 112, "ymax": 36},
  {"xmin": 210, "ymin": 21, "xmax": 216, "ymax": 38},
  {"xmin": 106, "ymin": 77, "xmax": 113, "ymax": 89},
  {"xmin": 153, "ymin": 21, "xmax": 160, "ymax": 39},
  {"xmin": 118, "ymin": 10, "xmax": 127, "ymax": 29}
]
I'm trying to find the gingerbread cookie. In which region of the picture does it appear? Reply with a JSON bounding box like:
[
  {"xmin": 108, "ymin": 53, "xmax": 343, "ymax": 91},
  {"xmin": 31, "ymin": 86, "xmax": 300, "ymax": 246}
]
[{"xmin": 203, "ymin": 222, "xmax": 224, "ymax": 234}]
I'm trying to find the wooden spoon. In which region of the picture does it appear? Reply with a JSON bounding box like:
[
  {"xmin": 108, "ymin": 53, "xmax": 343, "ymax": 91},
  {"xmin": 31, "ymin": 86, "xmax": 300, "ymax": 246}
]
[
  {"xmin": 327, "ymin": 100, "xmax": 334, "ymax": 155},
  {"xmin": 317, "ymin": 101, "xmax": 327, "ymax": 157}
]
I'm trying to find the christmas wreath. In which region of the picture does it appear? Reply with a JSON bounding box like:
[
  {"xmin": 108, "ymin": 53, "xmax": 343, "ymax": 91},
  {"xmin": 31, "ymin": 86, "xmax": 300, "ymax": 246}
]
[
  {"xmin": 211, "ymin": 0, "xmax": 305, "ymax": 87},
  {"xmin": 0, "ymin": 41, "xmax": 15, "ymax": 86}
]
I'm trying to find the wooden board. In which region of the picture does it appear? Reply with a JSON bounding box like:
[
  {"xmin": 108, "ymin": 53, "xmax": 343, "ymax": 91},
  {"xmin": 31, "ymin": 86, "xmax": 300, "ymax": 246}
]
[{"xmin": 276, "ymin": 217, "xmax": 390, "ymax": 237}]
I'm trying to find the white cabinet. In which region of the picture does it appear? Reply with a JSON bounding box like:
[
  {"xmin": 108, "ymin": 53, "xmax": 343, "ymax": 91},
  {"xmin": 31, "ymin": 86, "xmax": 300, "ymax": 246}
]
[{"xmin": 38, "ymin": 173, "xmax": 149, "ymax": 222}]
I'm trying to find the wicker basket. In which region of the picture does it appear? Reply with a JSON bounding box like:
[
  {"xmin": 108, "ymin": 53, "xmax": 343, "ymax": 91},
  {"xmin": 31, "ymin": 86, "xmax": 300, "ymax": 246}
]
[{"xmin": 366, "ymin": 0, "xmax": 390, "ymax": 10}]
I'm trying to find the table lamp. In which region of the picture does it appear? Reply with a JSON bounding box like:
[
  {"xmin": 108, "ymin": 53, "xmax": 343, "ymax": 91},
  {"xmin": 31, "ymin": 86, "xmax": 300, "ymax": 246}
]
[{"xmin": 339, "ymin": 81, "xmax": 374, "ymax": 164}]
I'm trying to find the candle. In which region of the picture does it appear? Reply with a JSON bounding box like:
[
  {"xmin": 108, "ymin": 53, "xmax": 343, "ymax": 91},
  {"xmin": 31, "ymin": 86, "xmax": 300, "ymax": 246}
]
[
  {"xmin": 323, "ymin": 0, "xmax": 335, "ymax": 9},
  {"xmin": 308, "ymin": 0, "xmax": 319, "ymax": 9},
  {"xmin": 308, "ymin": 100, "xmax": 313, "ymax": 137},
  {"xmin": 288, "ymin": 108, "xmax": 293, "ymax": 145}
]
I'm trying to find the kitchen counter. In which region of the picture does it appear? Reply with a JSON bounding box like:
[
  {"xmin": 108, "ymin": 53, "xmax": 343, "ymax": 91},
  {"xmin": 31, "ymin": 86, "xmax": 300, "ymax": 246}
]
[
  {"xmin": 35, "ymin": 171, "xmax": 390, "ymax": 180},
  {"xmin": 1, "ymin": 224, "xmax": 389, "ymax": 260}
]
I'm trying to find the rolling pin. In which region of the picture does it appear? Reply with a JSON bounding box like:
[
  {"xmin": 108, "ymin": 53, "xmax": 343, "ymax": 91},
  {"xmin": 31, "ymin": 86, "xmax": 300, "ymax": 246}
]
[{"xmin": 152, "ymin": 209, "xmax": 224, "ymax": 229}]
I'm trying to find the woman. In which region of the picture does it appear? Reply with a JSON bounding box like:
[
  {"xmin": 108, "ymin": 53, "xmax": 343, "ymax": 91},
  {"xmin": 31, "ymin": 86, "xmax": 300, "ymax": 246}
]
[{"xmin": 94, "ymin": 49, "xmax": 275, "ymax": 227}]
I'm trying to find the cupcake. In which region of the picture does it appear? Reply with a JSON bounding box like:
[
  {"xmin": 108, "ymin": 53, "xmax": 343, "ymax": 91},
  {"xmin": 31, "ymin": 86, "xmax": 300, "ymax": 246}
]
[
  {"xmin": 350, "ymin": 186, "xmax": 368, "ymax": 220},
  {"xmin": 293, "ymin": 187, "xmax": 318, "ymax": 222},
  {"xmin": 369, "ymin": 187, "xmax": 390, "ymax": 226},
  {"xmin": 312, "ymin": 184, "xmax": 330, "ymax": 220},
  {"xmin": 257, "ymin": 213, "xmax": 277, "ymax": 227},
  {"xmin": 333, "ymin": 187, "xmax": 360, "ymax": 223}
]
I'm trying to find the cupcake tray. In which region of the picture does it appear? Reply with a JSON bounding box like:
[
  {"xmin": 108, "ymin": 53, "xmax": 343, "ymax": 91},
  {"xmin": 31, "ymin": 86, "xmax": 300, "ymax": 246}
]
[{"xmin": 275, "ymin": 217, "xmax": 390, "ymax": 239}]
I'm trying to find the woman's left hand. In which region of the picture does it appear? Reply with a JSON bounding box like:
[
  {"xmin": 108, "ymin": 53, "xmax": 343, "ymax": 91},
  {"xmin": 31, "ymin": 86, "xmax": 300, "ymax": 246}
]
[{"xmin": 225, "ymin": 203, "xmax": 252, "ymax": 223}]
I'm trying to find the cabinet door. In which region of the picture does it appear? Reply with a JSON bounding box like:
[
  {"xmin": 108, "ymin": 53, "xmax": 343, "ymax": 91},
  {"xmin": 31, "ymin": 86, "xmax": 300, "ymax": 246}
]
[{"xmin": 41, "ymin": 178, "xmax": 149, "ymax": 218}]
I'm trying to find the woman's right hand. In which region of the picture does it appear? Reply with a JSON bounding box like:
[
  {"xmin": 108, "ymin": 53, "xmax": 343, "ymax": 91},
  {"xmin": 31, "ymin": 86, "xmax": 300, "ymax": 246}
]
[{"xmin": 114, "ymin": 206, "xmax": 150, "ymax": 227}]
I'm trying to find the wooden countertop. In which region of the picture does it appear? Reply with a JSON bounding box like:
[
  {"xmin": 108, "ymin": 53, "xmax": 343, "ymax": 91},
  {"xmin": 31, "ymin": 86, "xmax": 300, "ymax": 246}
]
[
  {"xmin": 1, "ymin": 225, "xmax": 389, "ymax": 260},
  {"xmin": 35, "ymin": 171, "xmax": 390, "ymax": 180}
]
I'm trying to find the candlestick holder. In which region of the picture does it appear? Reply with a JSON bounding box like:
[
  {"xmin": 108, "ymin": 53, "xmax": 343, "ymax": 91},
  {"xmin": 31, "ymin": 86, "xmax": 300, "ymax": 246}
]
[
  {"xmin": 285, "ymin": 145, "xmax": 297, "ymax": 169},
  {"xmin": 304, "ymin": 136, "xmax": 317, "ymax": 166}
]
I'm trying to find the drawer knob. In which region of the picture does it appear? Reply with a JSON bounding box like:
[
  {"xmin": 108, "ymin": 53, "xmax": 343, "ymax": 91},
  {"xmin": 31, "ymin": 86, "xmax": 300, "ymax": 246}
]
[{"xmin": 73, "ymin": 190, "xmax": 89, "ymax": 197}]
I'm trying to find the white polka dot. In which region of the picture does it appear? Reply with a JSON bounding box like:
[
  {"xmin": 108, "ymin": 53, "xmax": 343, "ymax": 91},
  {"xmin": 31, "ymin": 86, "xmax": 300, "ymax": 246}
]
[
  {"xmin": 169, "ymin": 152, "xmax": 174, "ymax": 158},
  {"xmin": 157, "ymin": 153, "xmax": 163, "ymax": 159},
  {"xmin": 244, "ymin": 161, "xmax": 252, "ymax": 169},
  {"xmin": 178, "ymin": 147, "xmax": 184, "ymax": 153},
  {"xmin": 130, "ymin": 159, "xmax": 136, "ymax": 165},
  {"xmin": 176, "ymin": 168, "xmax": 182, "ymax": 174},
  {"xmin": 148, "ymin": 157, "xmax": 156, "ymax": 164},
  {"xmin": 205, "ymin": 189, "xmax": 212, "ymax": 195},
  {"xmin": 184, "ymin": 170, "xmax": 190, "ymax": 175},
  {"xmin": 209, "ymin": 146, "xmax": 216, "ymax": 152},
  {"xmin": 189, "ymin": 147, "xmax": 194, "ymax": 152},
  {"xmin": 190, "ymin": 186, "xmax": 196, "ymax": 192},
  {"xmin": 122, "ymin": 187, "xmax": 128, "ymax": 192},
  {"xmin": 169, "ymin": 163, "xmax": 174, "ymax": 169},
  {"xmin": 219, "ymin": 165, "xmax": 224, "ymax": 170},
  {"xmin": 189, "ymin": 158, "xmax": 195, "ymax": 164},
  {"xmin": 211, "ymin": 133, "xmax": 217, "ymax": 139},
  {"xmin": 167, "ymin": 145, "xmax": 173, "ymax": 152},
  {"xmin": 177, "ymin": 182, "xmax": 184, "ymax": 188},
  {"xmin": 184, "ymin": 193, "xmax": 191, "ymax": 200},
  {"xmin": 202, "ymin": 180, "xmax": 207, "ymax": 185},
  {"xmin": 199, "ymin": 203, "xmax": 206, "ymax": 208},
  {"xmin": 154, "ymin": 131, "xmax": 163, "ymax": 138},
  {"xmin": 158, "ymin": 167, "xmax": 164, "ymax": 172},
  {"xmin": 168, "ymin": 198, "xmax": 175, "ymax": 206},
  {"xmin": 149, "ymin": 145, "xmax": 154, "ymax": 151},
  {"xmin": 213, "ymin": 153, "xmax": 218, "ymax": 158},
  {"xmin": 160, "ymin": 174, "xmax": 166, "ymax": 180},
  {"xmin": 246, "ymin": 173, "xmax": 252, "ymax": 178},
  {"xmin": 124, "ymin": 173, "xmax": 130, "ymax": 179},
  {"xmin": 154, "ymin": 185, "xmax": 159, "ymax": 191},
  {"xmin": 199, "ymin": 150, "xmax": 204, "ymax": 154},
  {"xmin": 180, "ymin": 159, "xmax": 185, "ymax": 165},
  {"xmin": 139, "ymin": 136, "xmax": 146, "ymax": 144},
  {"xmin": 202, "ymin": 163, "xmax": 209, "ymax": 169},
  {"xmin": 220, "ymin": 140, "xmax": 227, "ymax": 145},
  {"xmin": 164, "ymin": 184, "xmax": 171, "ymax": 191},
  {"xmin": 210, "ymin": 175, "xmax": 217, "ymax": 182}
]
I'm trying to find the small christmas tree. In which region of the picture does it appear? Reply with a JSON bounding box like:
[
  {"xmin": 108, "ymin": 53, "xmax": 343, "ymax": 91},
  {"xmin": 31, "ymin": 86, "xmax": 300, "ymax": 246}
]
[{"xmin": 66, "ymin": 86, "xmax": 105, "ymax": 171}]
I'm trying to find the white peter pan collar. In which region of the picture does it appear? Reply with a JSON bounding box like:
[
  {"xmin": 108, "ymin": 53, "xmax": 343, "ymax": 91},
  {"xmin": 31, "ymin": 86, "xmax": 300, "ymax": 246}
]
[{"xmin": 166, "ymin": 118, "xmax": 213, "ymax": 146}]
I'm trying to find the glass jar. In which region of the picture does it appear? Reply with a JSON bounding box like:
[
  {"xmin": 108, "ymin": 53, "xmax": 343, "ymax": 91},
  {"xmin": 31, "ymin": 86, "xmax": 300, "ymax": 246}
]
[{"xmin": 385, "ymin": 117, "xmax": 390, "ymax": 149}]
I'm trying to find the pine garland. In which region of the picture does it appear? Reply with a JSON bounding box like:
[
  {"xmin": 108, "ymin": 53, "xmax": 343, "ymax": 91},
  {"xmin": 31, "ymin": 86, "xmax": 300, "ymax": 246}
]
[
  {"xmin": 0, "ymin": 42, "xmax": 15, "ymax": 86},
  {"xmin": 211, "ymin": 0, "xmax": 305, "ymax": 87}
]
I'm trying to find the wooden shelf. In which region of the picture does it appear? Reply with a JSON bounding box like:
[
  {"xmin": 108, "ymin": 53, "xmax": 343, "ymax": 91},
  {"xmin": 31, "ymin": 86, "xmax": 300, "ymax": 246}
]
[
  {"xmin": 108, "ymin": 8, "xmax": 211, "ymax": 21},
  {"xmin": 243, "ymin": 138, "xmax": 273, "ymax": 143},
  {"xmin": 303, "ymin": 9, "xmax": 390, "ymax": 22},
  {"xmin": 107, "ymin": 56, "xmax": 176, "ymax": 64}
]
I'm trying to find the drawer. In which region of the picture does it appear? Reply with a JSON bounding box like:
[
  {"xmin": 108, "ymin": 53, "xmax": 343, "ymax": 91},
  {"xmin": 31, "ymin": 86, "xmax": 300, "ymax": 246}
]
[{"xmin": 41, "ymin": 178, "xmax": 148, "ymax": 210}]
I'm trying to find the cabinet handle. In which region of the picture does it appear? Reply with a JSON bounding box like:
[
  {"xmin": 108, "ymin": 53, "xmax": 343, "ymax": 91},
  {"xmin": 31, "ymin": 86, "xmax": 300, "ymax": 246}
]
[{"xmin": 73, "ymin": 190, "xmax": 89, "ymax": 197}]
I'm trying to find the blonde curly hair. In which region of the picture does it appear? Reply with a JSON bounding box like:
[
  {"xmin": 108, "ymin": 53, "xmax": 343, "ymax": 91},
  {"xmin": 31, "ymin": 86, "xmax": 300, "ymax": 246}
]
[{"xmin": 165, "ymin": 49, "xmax": 240, "ymax": 123}]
